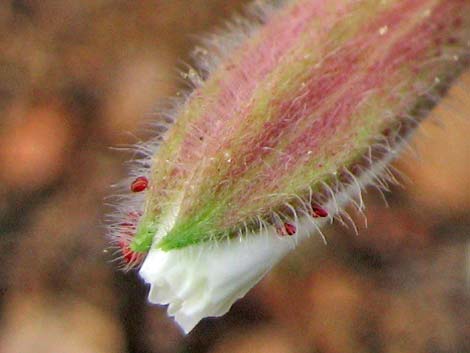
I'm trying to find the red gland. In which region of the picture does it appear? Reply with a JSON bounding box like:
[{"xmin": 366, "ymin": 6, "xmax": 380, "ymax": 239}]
[
  {"xmin": 311, "ymin": 205, "xmax": 328, "ymax": 218},
  {"xmin": 131, "ymin": 176, "xmax": 148, "ymax": 192},
  {"xmin": 278, "ymin": 222, "xmax": 296, "ymax": 236},
  {"xmin": 119, "ymin": 240, "xmax": 136, "ymax": 264}
]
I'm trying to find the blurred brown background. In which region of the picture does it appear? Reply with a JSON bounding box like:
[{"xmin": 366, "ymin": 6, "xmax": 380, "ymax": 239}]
[{"xmin": 0, "ymin": 1, "xmax": 469, "ymax": 352}]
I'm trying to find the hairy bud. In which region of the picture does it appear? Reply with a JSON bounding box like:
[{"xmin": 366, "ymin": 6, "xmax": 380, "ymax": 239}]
[{"xmin": 108, "ymin": 0, "xmax": 470, "ymax": 333}]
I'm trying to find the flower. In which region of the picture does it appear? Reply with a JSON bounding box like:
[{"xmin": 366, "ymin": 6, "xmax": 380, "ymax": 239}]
[
  {"xmin": 140, "ymin": 231, "xmax": 294, "ymax": 333},
  {"xmin": 109, "ymin": 0, "xmax": 470, "ymax": 333}
]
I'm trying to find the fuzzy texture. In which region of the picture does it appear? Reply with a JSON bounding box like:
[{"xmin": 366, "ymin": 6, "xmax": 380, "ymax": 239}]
[
  {"xmin": 107, "ymin": 0, "xmax": 470, "ymax": 331},
  {"xmin": 125, "ymin": 0, "xmax": 470, "ymax": 252},
  {"xmin": 139, "ymin": 150, "xmax": 396, "ymax": 333}
]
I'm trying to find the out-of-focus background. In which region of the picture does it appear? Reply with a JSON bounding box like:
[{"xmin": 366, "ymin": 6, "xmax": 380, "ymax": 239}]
[{"xmin": 0, "ymin": 1, "xmax": 469, "ymax": 352}]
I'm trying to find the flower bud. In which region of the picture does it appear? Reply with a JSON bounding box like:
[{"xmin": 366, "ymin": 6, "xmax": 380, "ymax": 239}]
[{"xmin": 109, "ymin": 0, "xmax": 470, "ymax": 333}]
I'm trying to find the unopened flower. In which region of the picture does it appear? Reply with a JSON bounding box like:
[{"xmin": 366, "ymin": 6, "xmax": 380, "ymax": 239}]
[{"xmin": 108, "ymin": 0, "xmax": 470, "ymax": 333}]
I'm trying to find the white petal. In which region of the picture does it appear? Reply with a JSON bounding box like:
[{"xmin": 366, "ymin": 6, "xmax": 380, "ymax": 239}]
[{"xmin": 139, "ymin": 232, "xmax": 295, "ymax": 333}]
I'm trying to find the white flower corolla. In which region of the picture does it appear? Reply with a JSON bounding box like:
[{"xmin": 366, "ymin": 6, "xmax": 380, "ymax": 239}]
[{"xmin": 139, "ymin": 231, "xmax": 295, "ymax": 333}]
